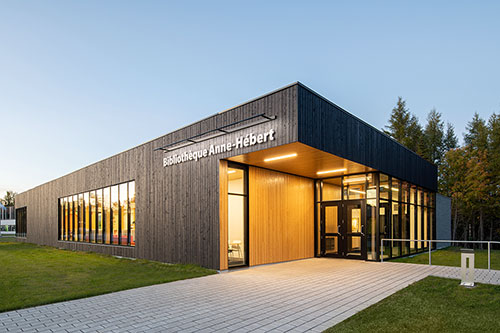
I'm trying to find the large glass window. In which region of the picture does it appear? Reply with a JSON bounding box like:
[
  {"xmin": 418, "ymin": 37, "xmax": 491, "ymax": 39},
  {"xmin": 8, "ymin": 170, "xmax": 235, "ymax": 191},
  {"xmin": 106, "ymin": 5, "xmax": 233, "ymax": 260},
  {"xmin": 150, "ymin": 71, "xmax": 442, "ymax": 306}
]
[
  {"xmin": 90, "ymin": 191, "xmax": 96, "ymax": 243},
  {"xmin": 129, "ymin": 182, "xmax": 136, "ymax": 246},
  {"xmin": 78, "ymin": 194, "xmax": 84, "ymax": 242},
  {"xmin": 97, "ymin": 189, "xmax": 103, "ymax": 243},
  {"xmin": 119, "ymin": 183, "xmax": 128, "ymax": 246},
  {"xmin": 227, "ymin": 165, "xmax": 247, "ymax": 268},
  {"xmin": 84, "ymin": 192, "xmax": 90, "ymax": 242},
  {"xmin": 315, "ymin": 172, "xmax": 435, "ymax": 261},
  {"xmin": 410, "ymin": 204, "xmax": 416, "ymax": 253},
  {"xmin": 69, "ymin": 196, "xmax": 74, "ymax": 241},
  {"xmin": 104, "ymin": 187, "xmax": 111, "ymax": 244},
  {"xmin": 366, "ymin": 199, "xmax": 377, "ymax": 260},
  {"xmin": 64, "ymin": 198, "xmax": 68, "ymax": 241},
  {"xmin": 111, "ymin": 185, "xmax": 119, "ymax": 245},
  {"xmin": 391, "ymin": 201, "xmax": 400, "ymax": 257},
  {"xmin": 58, "ymin": 181, "xmax": 135, "ymax": 247},
  {"xmin": 343, "ymin": 175, "xmax": 366, "ymax": 199}
]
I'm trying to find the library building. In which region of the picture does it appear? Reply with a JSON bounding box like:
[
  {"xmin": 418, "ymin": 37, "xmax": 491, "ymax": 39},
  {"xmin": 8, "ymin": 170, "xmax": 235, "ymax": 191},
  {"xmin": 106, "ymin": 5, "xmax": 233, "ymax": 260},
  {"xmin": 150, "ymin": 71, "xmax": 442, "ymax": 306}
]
[{"xmin": 15, "ymin": 82, "xmax": 451, "ymax": 270}]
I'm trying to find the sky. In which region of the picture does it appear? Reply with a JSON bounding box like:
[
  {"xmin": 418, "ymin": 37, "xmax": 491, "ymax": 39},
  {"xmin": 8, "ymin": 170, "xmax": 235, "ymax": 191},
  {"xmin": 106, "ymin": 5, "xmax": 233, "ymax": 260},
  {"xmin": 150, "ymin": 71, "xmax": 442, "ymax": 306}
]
[{"xmin": 1, "ymin": 1, "xmax": 499, "ymax": 197}]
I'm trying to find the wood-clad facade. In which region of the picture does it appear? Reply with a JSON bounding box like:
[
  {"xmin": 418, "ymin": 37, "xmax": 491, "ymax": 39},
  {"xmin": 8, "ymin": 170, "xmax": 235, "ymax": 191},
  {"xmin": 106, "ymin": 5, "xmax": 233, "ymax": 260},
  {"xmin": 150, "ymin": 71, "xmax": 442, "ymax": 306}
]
[{"xmin": 16, "ymin": 82, "xmax": 439, "ymax": 270}]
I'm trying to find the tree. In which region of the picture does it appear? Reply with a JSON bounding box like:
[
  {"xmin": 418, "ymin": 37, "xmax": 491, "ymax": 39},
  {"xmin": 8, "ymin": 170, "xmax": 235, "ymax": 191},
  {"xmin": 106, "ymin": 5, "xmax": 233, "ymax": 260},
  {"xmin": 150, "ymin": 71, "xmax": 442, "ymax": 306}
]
[
  {"xmin": 464, "ymin": 113, "xmax": 488, "ymax": 152},
  {"xmin": 443, "ymin": 122, "xmax": 458, "ymax": 151},
  {"xmin": 385, "ymin": 97, "xmax": 424, "ymax": 154},
  {"xmin": 1, "ymin": 191, "xmax": 17, "ymax": 206},
  {"xmin": 422, "ymin": 108, "xmax": 445, "ymax": 165}
]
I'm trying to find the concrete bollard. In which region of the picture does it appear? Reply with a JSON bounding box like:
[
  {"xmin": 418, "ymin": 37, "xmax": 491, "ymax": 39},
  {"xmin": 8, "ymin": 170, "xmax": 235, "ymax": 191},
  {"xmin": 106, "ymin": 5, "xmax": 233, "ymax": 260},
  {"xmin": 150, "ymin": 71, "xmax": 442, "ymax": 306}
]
[{"xmin": 460, "ymin": 248, "xmax": 475, "ymax": 287}]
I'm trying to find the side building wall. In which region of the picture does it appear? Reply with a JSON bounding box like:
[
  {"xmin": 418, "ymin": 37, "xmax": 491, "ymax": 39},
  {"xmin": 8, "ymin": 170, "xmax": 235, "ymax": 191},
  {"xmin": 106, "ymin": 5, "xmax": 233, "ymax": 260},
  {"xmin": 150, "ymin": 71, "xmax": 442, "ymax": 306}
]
[
  {"xmin": 15, "ymin": 85, "xmax": 298, "ymax": 270},
  {"xmin": 436, "ymin": 193, "xmax": 452, "ymax": 249}
]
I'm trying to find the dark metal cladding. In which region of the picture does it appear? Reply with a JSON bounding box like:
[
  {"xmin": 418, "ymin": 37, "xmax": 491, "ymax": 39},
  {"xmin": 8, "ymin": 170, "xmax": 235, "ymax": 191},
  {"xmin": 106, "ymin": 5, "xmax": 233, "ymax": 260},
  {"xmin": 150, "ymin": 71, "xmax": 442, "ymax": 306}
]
[{"xmin": 296, "ymin": 84, "xmax": 437, "ymax": 191}]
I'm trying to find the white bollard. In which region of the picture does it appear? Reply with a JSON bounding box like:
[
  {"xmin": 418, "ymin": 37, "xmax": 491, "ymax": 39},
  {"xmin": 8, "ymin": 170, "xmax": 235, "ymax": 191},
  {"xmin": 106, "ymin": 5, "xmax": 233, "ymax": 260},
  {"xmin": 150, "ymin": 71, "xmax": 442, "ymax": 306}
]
[{"xmin": 460, "ymin": 248, "xmax": 475, "ymax": 287}]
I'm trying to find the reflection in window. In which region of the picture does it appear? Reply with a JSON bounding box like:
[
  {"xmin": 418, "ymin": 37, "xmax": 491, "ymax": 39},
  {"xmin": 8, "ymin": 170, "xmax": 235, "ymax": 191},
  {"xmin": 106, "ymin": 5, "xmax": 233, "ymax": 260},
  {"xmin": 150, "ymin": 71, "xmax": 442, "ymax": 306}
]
[
  {"xmin": 367, "ymin": 175, "xmax": 376, "ymax": 198},
  {"xmin": 104, "ymin": 187, "xmax": 111, "ymax": 244},
  {"xmin": 417, "ymin": 204, "xmax": 422, "ymax": 249},
  {"xmin": 69, "ymin": 196, "xmax": 74, "ymax": 241},
  {"xmin": 84, "ymin": 192, "xmax": 90, "ymax": 242},
  {"xmin": 120, "ymin": 183, "xmax": 128, "ymax": 245},
  {"xmin": 129, "ymin": 182, "xmax": 136, "ymax": 246},
  {"xmin": 410, "ymin": 204, "xmax": 416, "ymax": 252},
  {"xmin": 323, "ymin": 178, "xmax": 342, "ymax": 201},
  {"xmin": 392, "ymin": 179, "xmax": 400, "ymax": 201},
  {"xmin": 366, "ymin": 200, "xmax": 376, "ymax": 260},
  {"xmin": 228, "ymin": 165, "xmax": 247, "ymax": 267},
  {"xmin": 343, "ymin": 175, "xmax": 366, "ymax": 200},
  {"xmin": 380, "ymin": 200, "xmax": 390, "ymax": 258},
  {"xmin": 401, "ymin": 203, "xmax": 409, "ymax": 255},
  {"xmin": 90, "ymin": 191, "xmax": 96, "ymax": 243},
  {"xmin": 97, "ymin": 189, "xmax": 103, "ymax": 243},
  {"xmin": 380, "ymin": 174, "xmax": 389, "ymax": 200},
  {"xmin": 391, "ymin": 201, "xmax": 400, "ymax": 257},
  {"xmin": 58, "ymin": 181, "xmax": 135, "ymax": 247},
  {"xmin": 111, "ymin": 185, "xmax": 119, "ymax": 245},
  {"xmin": 74, "ymin": 195, "xmax": 79, "ymax": 241}
]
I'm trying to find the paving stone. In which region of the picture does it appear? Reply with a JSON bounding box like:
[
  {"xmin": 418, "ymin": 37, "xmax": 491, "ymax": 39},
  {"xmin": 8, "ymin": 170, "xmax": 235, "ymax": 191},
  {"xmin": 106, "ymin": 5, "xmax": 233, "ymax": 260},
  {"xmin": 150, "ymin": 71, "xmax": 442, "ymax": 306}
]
[{"xmin": 1, "ymin": 259, "xmax": 498, "ymax": 333}]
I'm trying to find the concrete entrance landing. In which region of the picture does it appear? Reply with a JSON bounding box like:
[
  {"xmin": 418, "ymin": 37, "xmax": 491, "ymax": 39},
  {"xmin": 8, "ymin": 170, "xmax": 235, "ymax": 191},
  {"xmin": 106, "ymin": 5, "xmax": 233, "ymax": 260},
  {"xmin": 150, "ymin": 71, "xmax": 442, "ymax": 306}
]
[{"xmin": 1, "ymin": 258, "xmax": 499, "ymax": 333}]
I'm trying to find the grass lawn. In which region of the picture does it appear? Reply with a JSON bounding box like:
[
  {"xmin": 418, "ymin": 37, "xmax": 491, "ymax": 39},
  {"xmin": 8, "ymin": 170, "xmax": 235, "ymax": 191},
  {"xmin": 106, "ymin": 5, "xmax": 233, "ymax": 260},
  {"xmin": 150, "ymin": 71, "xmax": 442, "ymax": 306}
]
[
  {"xmin": 325, "ymin": 276, "xmax": 500, "ymax": 332},
  {"xmin": 392, "ymin": 246, "xmax": 500, "ymax": 270},
  {"xmin": 0, "ymin": 239, "xmax": 215, "ymax": 312}
]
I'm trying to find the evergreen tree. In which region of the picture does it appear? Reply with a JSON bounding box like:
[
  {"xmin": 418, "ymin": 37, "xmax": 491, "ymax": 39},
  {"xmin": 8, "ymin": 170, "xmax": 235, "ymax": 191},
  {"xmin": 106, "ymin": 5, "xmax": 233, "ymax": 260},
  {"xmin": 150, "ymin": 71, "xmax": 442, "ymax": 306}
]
[
  {"xmin": 385, "ymin": 97, "xmax": 423, "ymax": 153},
  {"xmin": 443, "ymin": 122, "xmax": 459, "ymax": 151},
  {"xmin": 385, "ymin": 97, "xmax": 411, "ymax": 143},
  {"xmin": 422, "ymin": 108, "xmax": 445, "ymax": 165},
  {"xmin": 464, "ymin": 113, "xmax": 488, "ymax": 152}
]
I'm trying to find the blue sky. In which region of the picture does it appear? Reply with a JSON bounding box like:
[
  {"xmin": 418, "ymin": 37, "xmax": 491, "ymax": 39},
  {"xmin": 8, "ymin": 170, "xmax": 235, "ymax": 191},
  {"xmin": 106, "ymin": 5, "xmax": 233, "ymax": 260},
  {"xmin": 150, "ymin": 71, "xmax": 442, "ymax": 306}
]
[{"xmin": 1, "ymin": 1, "xmax": 499, "ymax": 196}]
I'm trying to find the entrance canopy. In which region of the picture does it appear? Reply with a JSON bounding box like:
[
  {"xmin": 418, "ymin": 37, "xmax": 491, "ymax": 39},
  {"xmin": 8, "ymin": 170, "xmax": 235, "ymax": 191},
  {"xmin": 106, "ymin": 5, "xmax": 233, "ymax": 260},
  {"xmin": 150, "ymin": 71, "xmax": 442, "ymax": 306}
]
[{"xmin": 227, "ymin": 142, "xmax": 376, "ymax": 179}]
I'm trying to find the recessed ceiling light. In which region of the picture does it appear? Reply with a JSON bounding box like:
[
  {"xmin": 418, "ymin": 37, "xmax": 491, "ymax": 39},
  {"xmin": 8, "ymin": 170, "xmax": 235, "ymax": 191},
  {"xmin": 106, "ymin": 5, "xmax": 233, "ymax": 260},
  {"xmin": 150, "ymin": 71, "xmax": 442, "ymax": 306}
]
[
  {"xmin": 316, "ymin": 168, "xmax": 347, "ymax": 175},
  {"xmin": 264, "ymin": 153, "xmax": 297, "ymax": 162}
]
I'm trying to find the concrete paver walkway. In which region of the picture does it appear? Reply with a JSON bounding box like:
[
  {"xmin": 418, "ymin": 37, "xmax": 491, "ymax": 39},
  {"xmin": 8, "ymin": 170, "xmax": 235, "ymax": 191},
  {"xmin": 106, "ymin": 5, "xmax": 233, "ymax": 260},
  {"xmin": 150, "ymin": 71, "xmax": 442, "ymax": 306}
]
[{"xmin": 1, "ymin": 258, "xmax": 499, "ymax": 333}]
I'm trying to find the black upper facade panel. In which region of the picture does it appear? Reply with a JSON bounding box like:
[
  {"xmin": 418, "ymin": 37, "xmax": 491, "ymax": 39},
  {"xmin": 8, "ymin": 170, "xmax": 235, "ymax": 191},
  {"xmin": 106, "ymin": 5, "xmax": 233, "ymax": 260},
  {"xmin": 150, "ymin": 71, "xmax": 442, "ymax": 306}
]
[{"xmin": 296, "ymin": 83, "xmax": 437, "ymax": 191}]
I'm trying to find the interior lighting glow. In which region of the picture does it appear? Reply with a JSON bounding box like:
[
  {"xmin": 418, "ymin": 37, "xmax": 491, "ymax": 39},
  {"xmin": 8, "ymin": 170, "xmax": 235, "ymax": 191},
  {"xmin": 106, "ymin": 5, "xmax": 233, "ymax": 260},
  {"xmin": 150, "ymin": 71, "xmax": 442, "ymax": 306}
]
[
  {"xmin": 316, "ymin": 168, "xmax": 347, "ymax": 175},
  {"xmin": 264, "ymin": 153, "xmax": 297, "ymax": 162}
]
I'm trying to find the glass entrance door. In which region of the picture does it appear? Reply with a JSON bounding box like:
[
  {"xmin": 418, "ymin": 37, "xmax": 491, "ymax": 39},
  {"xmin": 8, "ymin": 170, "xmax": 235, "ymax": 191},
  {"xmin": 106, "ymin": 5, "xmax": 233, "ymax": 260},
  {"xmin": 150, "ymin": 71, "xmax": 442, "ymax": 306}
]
[{"xmin": 320, "ymin": 200, "xmax": 366, "ymax": 259}]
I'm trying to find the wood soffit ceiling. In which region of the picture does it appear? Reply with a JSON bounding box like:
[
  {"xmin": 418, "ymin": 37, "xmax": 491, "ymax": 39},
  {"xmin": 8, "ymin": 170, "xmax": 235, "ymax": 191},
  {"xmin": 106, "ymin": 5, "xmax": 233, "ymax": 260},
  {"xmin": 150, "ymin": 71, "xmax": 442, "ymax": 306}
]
[{"xmin": 227, "ymin": 142, "xmax": 376, "ymax": 179}]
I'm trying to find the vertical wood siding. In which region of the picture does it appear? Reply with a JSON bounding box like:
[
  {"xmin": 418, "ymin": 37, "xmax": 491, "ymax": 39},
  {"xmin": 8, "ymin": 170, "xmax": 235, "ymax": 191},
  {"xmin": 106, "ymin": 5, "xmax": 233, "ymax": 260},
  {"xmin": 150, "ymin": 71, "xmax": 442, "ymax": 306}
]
[
  {"xmin": 248, "ymin": 167, "xmax": 314, "ymax": 266},
  {"xmin": 15, "ymin": 85, "xmax": 298, "ymax": 269}
]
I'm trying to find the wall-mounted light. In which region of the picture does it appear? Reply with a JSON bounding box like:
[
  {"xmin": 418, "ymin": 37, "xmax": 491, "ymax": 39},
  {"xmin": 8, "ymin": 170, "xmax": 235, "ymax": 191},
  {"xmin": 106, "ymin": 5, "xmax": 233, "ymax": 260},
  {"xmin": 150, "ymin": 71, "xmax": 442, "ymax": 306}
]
[
  {"xmin": 264, "ymin": 153, "xmax": 297, "ymax": 162},
  {"xmin": 316, "ymin": 168, "xmax": 347, "ymax": 175},
  {"xmin": 228, "ymin": 170, "xmax": 236, "ymax": 174}
]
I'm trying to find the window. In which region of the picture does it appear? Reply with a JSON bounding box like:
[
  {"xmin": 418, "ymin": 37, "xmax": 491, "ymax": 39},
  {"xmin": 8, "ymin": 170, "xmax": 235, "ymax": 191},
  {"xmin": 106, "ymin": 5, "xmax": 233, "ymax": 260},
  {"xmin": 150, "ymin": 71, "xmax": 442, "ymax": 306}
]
[
  {"xmin": 343, "ymin": 175, "xmax": 366, "ymax": 199},
  {"xmin": 15, "ymin": 207, "xmax": 27, "ymax": 238},
  {"xmin": 58, "ymin": 181, "xmax": 135, "ymax": 247},
  {"xmin": 111, "ymin": 185, "xmax": 119, "ymax": 245},
  {"xmin": 227, "ymin": 164, "xmax": 247, "ymax": 267}
]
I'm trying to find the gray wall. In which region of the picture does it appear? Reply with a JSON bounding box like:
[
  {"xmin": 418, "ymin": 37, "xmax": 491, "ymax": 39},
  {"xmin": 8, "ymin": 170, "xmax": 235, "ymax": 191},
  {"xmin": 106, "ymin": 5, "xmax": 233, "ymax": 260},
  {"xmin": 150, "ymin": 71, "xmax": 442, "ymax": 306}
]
[{"xmin": 436, "ymin": 193, "xmax": 452, "ymax": 249}]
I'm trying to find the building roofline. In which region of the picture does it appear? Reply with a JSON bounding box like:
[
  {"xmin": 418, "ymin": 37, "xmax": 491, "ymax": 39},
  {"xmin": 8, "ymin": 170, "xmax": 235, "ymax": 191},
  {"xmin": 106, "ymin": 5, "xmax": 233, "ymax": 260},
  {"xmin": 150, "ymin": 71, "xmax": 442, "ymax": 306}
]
[{"xmin": 18, "ymin": 81, "xmax": 434, "ymax": 195}]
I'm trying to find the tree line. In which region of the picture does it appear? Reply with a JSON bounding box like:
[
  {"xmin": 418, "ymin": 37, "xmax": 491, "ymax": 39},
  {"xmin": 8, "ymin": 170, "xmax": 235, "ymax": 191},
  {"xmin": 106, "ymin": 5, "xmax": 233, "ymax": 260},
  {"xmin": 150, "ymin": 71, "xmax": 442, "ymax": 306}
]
[{"xmin": 384, "ymin": 98, "xmax": 500, "ymax": 244}]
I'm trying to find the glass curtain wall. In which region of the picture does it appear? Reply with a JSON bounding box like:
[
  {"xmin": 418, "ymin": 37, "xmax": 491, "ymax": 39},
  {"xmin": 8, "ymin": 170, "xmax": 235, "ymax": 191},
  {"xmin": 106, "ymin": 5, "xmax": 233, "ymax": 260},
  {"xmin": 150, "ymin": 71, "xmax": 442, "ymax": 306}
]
[
  {"xmin": 315, "ymin": 172, "xmax": 435, "ymax": 260},
  {"xmin": 227, "ymin": 164, "xmax": 248, "ymax": 268},
  {"xmin": 58, "ymin": 181, "xmax": 136, "ymax": 247}
]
